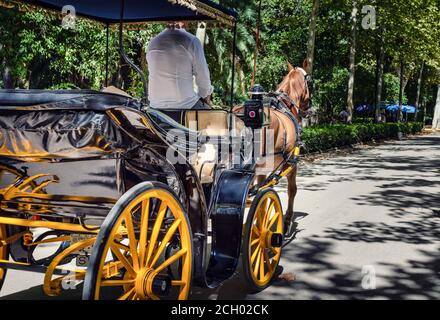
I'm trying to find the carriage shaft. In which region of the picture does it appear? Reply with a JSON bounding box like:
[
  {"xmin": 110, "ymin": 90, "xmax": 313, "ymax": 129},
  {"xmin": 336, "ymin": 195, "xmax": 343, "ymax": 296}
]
[{"xmin": 0, "ymin": 216, "xmax": 98, "ymax": 234}]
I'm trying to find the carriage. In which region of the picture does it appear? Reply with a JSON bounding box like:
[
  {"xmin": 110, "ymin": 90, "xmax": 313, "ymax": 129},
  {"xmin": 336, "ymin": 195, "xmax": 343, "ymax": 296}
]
[{"xmin": 0, "ymin": 0, "xmax": 301, "ymax": 300}]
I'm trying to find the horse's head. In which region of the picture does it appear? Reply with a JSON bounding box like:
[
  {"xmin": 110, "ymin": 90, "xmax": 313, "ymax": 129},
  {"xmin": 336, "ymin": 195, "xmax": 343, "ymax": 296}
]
[{"xmin": 277, "ymin": 59, "xmax": 315, "ymax": 119}]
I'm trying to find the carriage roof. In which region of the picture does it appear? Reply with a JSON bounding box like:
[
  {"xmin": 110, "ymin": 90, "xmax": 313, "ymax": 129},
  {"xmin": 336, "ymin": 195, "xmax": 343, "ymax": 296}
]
[{"xmin": 3, "ymin": 0, "xmax": 238, "ymax": 25}]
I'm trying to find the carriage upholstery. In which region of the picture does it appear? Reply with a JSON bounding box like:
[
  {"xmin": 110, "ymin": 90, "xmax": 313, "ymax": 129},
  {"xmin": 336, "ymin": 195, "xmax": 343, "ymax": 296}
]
[
  {"xmin": 185, "ymin": 110, "xmax": 229, "ymax": 135},
  {"xmin": 0, "ymin": 89, "xmax": 138, "ymax": 112},
  {"xmin": 0, "ymin": 89, "xmax": 99, "ymax": 106},
  {"xmin": 185, "ymin": 110, "xmax": 229, "ymax": 184}
]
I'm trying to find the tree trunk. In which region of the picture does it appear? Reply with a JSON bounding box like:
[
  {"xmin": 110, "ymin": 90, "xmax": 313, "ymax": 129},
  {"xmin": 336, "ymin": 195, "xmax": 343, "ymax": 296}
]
[
  {"xmin": 306, "ymin": 0, "xmax": 319, "ymax": 75},
  {"xmin": 2, "ymin": 57, "xmax": 14, "ymax": 89},
  {"xmin": 237, "ymin": 60, "xmax": 247, "ymax": 96},
  {"xmin": 375, "ymin": 40, "xmax": 385, "ymax": 122},
  {"xmin": 251, "ymin": 0, "xmax": 262, "ymax": 87},
  {"xmin": 347, "ymin": 0, "xmax": 357, "ymax": 123},
  {"xmin": 398, "ymin": 60, "xmax": 404, "ymax": 122},
  {"xmin": 414, "ymin": 61, "xmax": 424, "ymax": 122},
  {"xmin": 433, "ymin": 84, "xmax": 440, "ymax": 130}
]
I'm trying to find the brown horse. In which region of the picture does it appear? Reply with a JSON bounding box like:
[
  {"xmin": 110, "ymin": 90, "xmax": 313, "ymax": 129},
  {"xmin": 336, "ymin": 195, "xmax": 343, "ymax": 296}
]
[{"xmin": 235, "ymin": 60, "xmax": 313, "ymax": 226}]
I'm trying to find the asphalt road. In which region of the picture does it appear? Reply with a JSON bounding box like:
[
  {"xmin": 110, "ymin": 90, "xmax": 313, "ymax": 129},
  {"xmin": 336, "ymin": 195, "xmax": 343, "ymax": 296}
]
[{"xmin": 1, "ymin": 133, "xmax": 439, "ymax": 300}]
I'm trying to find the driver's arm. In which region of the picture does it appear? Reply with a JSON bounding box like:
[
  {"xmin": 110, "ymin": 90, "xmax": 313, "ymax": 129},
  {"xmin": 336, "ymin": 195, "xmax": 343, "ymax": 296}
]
[{"xmin": 191, "ymin": 37, "xmax": 213, "ymax": 101}]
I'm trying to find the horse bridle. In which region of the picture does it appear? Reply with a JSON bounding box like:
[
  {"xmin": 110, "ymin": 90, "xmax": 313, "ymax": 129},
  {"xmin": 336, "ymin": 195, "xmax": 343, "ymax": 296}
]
[{"xmin": 275, "ymin": 68, "xmax": 314, "ymax": 119}]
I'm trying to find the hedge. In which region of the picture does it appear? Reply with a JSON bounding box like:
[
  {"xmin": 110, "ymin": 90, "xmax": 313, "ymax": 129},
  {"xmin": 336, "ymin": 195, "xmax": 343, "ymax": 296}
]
[{"xmin": 301, "ymin": 122, "xmax": 424, "ymax": 153}]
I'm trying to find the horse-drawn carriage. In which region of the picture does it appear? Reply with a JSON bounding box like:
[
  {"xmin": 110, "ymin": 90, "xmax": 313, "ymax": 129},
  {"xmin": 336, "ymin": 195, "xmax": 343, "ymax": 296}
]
[{"xmin": 0, "ymin": 0, "xmax": 310, "ymax": 300}]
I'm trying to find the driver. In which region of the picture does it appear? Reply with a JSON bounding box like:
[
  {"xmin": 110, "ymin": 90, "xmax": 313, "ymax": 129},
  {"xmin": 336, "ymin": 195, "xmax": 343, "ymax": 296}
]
[{"xmin": 147, "ymin": 21, "xmax": 213, "ymax": 110}]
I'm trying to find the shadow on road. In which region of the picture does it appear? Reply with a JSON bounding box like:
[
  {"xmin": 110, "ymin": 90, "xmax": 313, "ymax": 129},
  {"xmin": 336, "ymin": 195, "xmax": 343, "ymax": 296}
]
[{"xmin": 2, "ymin": 135, "xmax": 440, "ymax": 300}]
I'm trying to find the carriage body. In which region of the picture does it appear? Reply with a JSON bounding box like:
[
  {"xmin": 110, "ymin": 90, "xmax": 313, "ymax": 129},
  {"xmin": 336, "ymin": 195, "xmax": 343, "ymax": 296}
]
[
  {"xmin": 0, "ymin": 0, "xmax": 290, "ymax": 300},
  {"xmin": 0, "ymin": 89, "xmax": 286, "ymax": 299}
]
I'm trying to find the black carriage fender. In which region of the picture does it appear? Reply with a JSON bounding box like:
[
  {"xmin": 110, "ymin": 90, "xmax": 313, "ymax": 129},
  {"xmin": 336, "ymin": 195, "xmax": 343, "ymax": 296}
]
[{"xmin": 205, "ymin": 169, "xmax": 254, "ymax": 288}]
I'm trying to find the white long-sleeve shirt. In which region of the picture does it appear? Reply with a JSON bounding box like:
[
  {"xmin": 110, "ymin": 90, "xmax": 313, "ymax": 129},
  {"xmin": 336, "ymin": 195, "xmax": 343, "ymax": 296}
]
[{"xmin": 147, "ymin": 28, "xmax": 213, "ymax": 109}]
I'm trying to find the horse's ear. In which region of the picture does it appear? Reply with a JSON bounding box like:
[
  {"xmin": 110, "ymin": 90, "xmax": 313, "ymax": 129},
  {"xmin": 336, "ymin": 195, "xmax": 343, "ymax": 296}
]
[
  {"xmin": 287, "ymin": 62, "xmax": 294, "ymax": 72},
  {"xmin": 302, "ymin": 58, "xmax": 310, "ymax": 73}
]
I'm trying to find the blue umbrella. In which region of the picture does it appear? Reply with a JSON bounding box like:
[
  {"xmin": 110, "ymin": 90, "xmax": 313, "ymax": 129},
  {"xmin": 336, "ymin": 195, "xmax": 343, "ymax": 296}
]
[{"xmin": 385, "ymin": 104, "xmax": 416, "ymax": 113}]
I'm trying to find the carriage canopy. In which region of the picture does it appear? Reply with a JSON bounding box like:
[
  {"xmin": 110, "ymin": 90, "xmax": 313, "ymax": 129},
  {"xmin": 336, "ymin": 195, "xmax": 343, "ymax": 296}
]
[{"xmin": 2, "ymin": 0, "xmax": 238, "ymax": 25}]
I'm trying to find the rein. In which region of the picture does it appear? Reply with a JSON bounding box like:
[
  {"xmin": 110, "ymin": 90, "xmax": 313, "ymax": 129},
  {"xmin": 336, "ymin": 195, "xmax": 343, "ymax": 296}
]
[{"xmin": 275, "ymin": 68, "xmax": 314, "ymax": 120}]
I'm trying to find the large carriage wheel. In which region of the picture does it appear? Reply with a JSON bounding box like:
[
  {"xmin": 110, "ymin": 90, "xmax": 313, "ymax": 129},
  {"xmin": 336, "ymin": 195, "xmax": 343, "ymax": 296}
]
[
  {"xmin": 0, "ymin": 224, "xmax": 8, "ymax": 291},
  {"xmin": 242, "ymin": 188, "xmax": 283, "ymax": 292},
  {"xmin": 83, "ymin": 182, "xmax": 193, "ymax": 300}
]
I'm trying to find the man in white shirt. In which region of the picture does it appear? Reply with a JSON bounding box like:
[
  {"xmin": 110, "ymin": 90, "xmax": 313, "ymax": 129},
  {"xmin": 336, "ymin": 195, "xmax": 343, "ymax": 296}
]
[{"xmin": 147, "ymin": 22, "xmax": 213, "ymax": 110}]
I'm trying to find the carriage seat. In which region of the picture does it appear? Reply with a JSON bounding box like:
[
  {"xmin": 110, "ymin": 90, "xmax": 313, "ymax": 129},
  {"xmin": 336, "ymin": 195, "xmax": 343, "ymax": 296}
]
[
  {"xmin": 185, "ymin": 110, "xmax": 230, "ymax": 135},
  {"xmin": 185, "ymin": 110, "xmax": 232, "ymax": 185},
  {"xmin": 0, "ymin": 89, "xmax": 99, "ymax": 106},
  {"xmin": 0, "ymin": 89, "xmax": 137, "ymax": 111}
]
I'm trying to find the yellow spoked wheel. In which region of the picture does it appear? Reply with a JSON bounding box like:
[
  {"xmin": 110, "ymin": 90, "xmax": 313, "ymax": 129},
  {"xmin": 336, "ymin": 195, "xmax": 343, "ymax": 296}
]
[
  {"xmin": 83, "ymin": 182, "xmax": 192, "ymax": 300},
  {"xmin": 243, "ymin": 188, "xmax": 283, "ymax": 292},
  {"xmin": 0, "ymin": 224, "xmax": 8, "ymax": 291}
]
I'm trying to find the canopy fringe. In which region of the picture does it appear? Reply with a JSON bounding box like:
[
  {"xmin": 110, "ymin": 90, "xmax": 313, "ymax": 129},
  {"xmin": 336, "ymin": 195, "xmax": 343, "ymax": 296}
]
[
  {"xmin": 168, "ymin": 0, "xmax": 236, "ymax": 26},
  {"xmin": 0, "ymin": 0, "xmax": 236, "ymax": 26}
]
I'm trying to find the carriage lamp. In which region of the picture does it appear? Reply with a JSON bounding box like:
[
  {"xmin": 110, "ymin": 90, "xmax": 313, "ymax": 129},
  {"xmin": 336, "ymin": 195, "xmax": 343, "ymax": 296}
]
[{"xmin": 244, "ymin": 84, "xmax": 270, "ymax": 129}]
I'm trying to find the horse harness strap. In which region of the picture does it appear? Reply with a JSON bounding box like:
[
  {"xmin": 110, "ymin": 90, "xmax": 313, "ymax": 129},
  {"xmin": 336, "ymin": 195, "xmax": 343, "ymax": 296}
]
[{"xmin": 270, "ymin": 93, "xmax": 302, "ymax": 145}]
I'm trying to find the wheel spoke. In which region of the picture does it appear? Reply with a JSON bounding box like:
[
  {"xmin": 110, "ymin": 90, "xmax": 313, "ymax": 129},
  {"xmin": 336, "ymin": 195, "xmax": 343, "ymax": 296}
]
[
  {"xmin": 101, "ymin": 279, "xmax": 134, "ymax": 287},
  {"xmin": 259, "ymin": 199, "xmax": 269, "ymax": 229},
  {"xmin": 250, "ymin": 245, "xmax": 261, "ymax": 265},
  {"xmin": 110, "ymin": 244, "xmax": 136, "ymax": 277},
  {"xmin": 124, "ymin": 209, "xmax": 140, "ymax": 271},
  {"xmin": 259, "ymin": 250, "xmax": 265, "ymax": 280},
  {"xmin": 267, "ymin": 210, "xmax": 281, "ymax": 229},
  {"xmin": 145, "ymin": 201, "xmax": 168, "ymax": 266},
  {"xmin": 149, "ymin": 219, "xmax": 181, "ymax": 268},
  {"xmin": 118, "ymin": 288, "xmax": 135, "ymax": 300},
  {"xmin": 155, "ymin": 248, "xmax": 187, "ymax": 273},
  {"xmin": 253, "ymin": 248, "xmax": 262, "ymax": 278},
  {"xmin": 92, "ymin": 187, "xmax": 192, "ymax": 300},
  {"xmin": 138, "ymin": 198, "xmax": 150, "ymax": 266},
  {"xmin": 250, "ymin": 238, "xmax": 260, "ymax": 247},
  {"xmin": 251, "ymin": 224, "xmax": 260, "ymax": 237},
  {"xmin": 112, "ymin": 241, "xmax": 130, "ymax": 252},
  {"xmin": 255, "ymin": 208, "xmax": 262, "ymax": 228},
  {"xmin": 264, "ymin": 201, "xmax": 275, "ymax": 227}
]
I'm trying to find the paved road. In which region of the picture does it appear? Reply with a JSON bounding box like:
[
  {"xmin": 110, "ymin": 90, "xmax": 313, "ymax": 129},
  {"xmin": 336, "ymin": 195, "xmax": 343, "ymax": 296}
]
[{"xmin": 1, "ymin": 133, "xmax": 439, "ymax": 300}]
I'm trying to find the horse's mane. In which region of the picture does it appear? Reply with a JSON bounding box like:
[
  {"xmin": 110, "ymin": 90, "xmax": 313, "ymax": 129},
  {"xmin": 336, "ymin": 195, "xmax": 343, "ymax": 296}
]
[{"xmin": 277, "ymin": 69, "xmax": 306, "ymax": 104}]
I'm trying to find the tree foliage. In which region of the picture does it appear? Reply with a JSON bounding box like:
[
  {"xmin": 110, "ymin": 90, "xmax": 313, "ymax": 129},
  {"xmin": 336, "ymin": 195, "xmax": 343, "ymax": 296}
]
[{"xmin": 0, "ymin": 0, "xmax": 439, "ymax": 121}]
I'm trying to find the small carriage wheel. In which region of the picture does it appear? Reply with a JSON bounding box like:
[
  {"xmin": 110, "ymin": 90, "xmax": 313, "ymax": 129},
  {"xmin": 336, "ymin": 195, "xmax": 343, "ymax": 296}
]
[
  {"xmin": 83, "ymin": 182, "xmax": 193, "ymax": 300},
  {"xmin": 0, "ymin": 224, "xmax": 8, "ymax": 291},
  {"xmin": 242, "ymin": 188, "xmax": 283, "ymax": 292}
]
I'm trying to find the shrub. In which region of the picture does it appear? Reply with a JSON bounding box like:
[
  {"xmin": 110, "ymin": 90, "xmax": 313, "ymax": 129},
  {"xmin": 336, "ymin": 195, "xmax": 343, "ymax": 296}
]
[{"xmin": 301, "ymin": 122, "xmax": 424, "ymax": 153}]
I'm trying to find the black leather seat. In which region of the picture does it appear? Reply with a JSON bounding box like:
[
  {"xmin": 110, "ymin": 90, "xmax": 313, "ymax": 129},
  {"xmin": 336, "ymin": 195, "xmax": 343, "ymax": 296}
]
[
  {"xmin": 0, "ymin": 89, "xmax": 101, "ymax": 106},
  {"xmin": 0, "ymin": 89, "xmax": 140, "ymax": 111}
]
